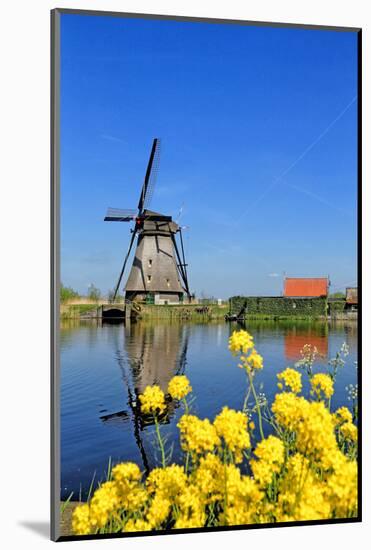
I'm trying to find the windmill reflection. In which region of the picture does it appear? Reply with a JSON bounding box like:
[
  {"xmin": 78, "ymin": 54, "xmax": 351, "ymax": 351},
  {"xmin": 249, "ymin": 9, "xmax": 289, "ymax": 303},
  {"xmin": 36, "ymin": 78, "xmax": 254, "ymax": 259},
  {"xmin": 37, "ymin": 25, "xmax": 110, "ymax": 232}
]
[{"xmin": 100, "ymin": 321, "xmax": 190, "ymax": 471}]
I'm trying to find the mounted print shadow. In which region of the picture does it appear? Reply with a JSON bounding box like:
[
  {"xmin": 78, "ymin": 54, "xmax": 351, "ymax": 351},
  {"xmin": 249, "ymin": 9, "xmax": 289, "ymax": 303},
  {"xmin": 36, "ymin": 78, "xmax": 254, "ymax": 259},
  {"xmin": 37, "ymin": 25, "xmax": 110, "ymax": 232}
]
[{"xmin": 51, "ymin": 7, "xmax": 361, "ymax": 542}]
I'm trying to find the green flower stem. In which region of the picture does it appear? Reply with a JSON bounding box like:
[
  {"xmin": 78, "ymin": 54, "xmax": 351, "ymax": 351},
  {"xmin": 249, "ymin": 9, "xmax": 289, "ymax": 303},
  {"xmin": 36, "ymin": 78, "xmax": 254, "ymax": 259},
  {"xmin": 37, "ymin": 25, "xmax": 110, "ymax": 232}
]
[
  {"xmin": 242, "ymin": 382, "xmax": 252, "ymax": 413},
  {"xmin": 247, "ymin": 369, "xmax": 265, "ymax": 440},
  {"xmin": 182, "ymin": 397, "xmax": 189, "ymax": 414},
  {"xmin": 185, "ymin": 450, "xmax": 190, "ymax": 474},
  {"xmin": 154, "ymin": 415, "xmax": 166, "ymax": 468}
]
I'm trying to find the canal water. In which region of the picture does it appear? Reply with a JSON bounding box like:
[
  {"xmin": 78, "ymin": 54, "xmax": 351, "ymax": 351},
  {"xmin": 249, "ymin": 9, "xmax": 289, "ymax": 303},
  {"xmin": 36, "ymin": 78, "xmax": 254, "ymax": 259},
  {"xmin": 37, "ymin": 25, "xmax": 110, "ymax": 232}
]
[{"xmin": 60, "ymin": 319, "xmax": 358, "ymax": 500}]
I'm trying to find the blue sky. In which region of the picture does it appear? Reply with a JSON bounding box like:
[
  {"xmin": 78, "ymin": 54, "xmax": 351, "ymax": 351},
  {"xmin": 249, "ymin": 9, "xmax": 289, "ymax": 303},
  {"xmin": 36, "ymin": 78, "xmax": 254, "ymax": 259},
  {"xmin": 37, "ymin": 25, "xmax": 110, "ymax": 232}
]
[{"xmin": 60, "ymin": 14, "xmax": 358, "ymax": 298}]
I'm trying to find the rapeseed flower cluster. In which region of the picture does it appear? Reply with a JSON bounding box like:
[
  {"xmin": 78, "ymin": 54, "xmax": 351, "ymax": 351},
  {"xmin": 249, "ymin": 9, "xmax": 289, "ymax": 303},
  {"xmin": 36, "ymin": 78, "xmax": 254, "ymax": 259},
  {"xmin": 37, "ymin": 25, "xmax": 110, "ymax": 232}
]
[
  {"xmin": 139, "ymin": 385, "xmax": 166, "ymax": 415},
  {"xmin": 214, "ymin": 407, "xmax": 251, "ymax": 463},
  {"xmin": 167, "ymin": 375, "xmax": 192, "ymax": 400},
  {"xmin": 250, "ymin": 436, "xmax": 285, "ymax": 486},
  {"xmin": 239, "ymin": 349, "xmax": 264, "ymax": 372},
  {"xmin": 310, "ymin": 373, "xmax": 334, "ymax": 400},
  {"xmin": 277, "ymin": 368, "xmax": 302, "ymax": 394},
  {"xmin": 178, "ymin": 414, "xmax": 220, "ymax": 454},
  {"xmin": 339, "ymin": 421, "xmax": 358, "ymax": 443},
  {"xmin": 71, "ymin": 330, "xmax": 358, "ymax": 535},
  {"xmin": 229, "ymin": 330, "xmax": 254, "ymax": 355},
  {"xmin": 334, "ymin": 406, "xmax": 353, "ymax": 425}
]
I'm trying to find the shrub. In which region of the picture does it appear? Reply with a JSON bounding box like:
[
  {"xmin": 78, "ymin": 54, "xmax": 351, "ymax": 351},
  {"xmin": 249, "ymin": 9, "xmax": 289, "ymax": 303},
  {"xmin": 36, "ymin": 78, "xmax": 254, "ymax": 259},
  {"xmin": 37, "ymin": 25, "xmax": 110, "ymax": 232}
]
[{"xmin": 60, "ymin": 283, "xmax": 79, "ymax": 304}]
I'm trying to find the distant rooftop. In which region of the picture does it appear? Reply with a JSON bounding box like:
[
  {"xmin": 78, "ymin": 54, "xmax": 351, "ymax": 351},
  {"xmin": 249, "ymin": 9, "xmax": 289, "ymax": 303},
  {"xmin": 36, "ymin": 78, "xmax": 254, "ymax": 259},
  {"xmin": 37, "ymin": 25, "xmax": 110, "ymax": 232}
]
[{"xmin": 284, "ymin": 277, "xmax": 328, "ymax": 298}]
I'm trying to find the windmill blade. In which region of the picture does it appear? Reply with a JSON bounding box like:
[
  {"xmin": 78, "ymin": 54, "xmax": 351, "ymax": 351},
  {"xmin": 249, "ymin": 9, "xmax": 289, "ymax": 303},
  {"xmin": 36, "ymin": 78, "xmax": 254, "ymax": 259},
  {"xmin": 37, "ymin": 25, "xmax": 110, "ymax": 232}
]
[
  {"xmin": 104, "ymin": 208, "xmax": 137, "ymax": 222},
  {"xmin": 113, "ymin": 228, "xmax": 138, "ymax": 300},
  {"xmin": 137, "ymin": 138, "xmax": 161, "ymax": 214},
  {"xmin": 171, "ymin": 231, "xmax": 190, "ymax": 298},
  {"xmin": 178, "ymin": 227, "xmax": 190, "ymax": 297}
]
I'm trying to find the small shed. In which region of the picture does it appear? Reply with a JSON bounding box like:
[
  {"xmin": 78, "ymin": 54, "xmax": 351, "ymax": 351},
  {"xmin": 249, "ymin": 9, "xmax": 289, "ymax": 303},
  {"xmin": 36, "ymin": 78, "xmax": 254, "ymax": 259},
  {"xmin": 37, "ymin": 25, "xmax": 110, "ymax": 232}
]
[
  {"xmin": 345, "ymin": 287, "xmax": 358, "ymax": 310},
  {"xmin": 284, "ymin": 277, "xmax": 328, "ymax": 298}
]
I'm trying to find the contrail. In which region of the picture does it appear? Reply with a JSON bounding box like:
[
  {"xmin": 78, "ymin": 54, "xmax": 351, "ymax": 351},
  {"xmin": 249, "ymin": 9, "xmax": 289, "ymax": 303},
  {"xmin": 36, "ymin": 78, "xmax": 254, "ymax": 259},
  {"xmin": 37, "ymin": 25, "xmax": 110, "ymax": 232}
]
[
  {"xmin": 234, "ymin": 95, "xmax": 357, "ymax": 224},
  {"xmin": 282, "ymin": 181, "xmax": 353, "ymax": 218}
]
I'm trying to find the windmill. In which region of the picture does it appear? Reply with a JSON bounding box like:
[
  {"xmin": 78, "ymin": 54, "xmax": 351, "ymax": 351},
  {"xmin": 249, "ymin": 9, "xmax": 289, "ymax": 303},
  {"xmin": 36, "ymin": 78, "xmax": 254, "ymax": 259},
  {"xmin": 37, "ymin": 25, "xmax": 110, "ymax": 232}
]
[{"xmin": 104, "ymin": 138, "xmax": 190, "ymax": 304}]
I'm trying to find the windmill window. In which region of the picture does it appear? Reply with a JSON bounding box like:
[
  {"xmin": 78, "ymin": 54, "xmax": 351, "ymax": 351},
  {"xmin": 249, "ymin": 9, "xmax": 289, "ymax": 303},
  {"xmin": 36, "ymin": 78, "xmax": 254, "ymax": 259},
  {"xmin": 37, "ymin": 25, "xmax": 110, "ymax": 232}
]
[
  {"xmin": 166, "ymin": 278, "xmax": 170, "ymax": 288},
  {"xmin": 148, "ymin": 259, "xmax": 152, "ymax": 267},
  {"xmin": 147, "ymin": 275, "xmax": 152, "ymax": 283}
]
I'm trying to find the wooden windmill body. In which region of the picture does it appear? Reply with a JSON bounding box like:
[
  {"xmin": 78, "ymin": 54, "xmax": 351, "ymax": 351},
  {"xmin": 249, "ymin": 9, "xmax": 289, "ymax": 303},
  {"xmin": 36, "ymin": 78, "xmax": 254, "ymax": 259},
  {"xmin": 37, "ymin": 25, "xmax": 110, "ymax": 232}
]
[{"xmin": 104, "ymin": 139, "xmax": 190, "ymax": 304}]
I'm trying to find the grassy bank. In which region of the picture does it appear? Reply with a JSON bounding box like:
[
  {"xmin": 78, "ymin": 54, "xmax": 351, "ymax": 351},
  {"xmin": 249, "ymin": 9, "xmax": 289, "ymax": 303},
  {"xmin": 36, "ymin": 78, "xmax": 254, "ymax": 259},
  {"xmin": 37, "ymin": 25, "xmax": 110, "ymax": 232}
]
[
  {"xmin": 139, "ymin": 304, "xmax": 229, "ymax": 320},
  {"xmin": 60, "ymin": 302, "xmax": 357, "ymax": 322},
  {"xmin": 60, "ymin": 304, "xmax": 98, "ymax": 320}
]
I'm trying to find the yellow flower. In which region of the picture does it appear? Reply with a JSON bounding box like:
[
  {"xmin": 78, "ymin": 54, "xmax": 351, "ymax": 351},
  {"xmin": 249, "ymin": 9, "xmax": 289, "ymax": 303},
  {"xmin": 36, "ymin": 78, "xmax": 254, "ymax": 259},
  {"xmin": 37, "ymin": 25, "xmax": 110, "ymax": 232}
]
[
  {"xmin": 214, "ymin": 407, "xmax": 250, "ymax": 463},
  {"xmin": 276, "ymin": 453, "xmax": 331, "ymax": 522},
  {"xmin": 325, "ymin": 453, "xmax": 358, "ymax": 516},
  {"xmin": 340, "ymin": 421, "xmax": 358, "ymax": 442},
  {"xmin": 272, "ymin": 392, "xmax": 341, "ymax": 468},
  {"xmin": 139, "ymin": 385, "xmax": 166, "ymax": 415},
  {"xmin": 239, "ymin": 349, "xmax": 264, "ymax": 371},
  {"xmin": 168, "ymin": 375, "xmax": 192, "ymax": 400},
  {"xmin": 177, "ymin": 414, "xmax": 220, "ymax": 454},
  {"xmin": 174, "ymin": 514, "xmax": 204, "ymax": 529},
  {"xmin": 247, "ymin": 349, "xmax": 264, "ymax": 370},
  {"xmin": 174, "ymin": 485, "xmax": 206, "ymax": 528},
  {"xmin": 146, "ymin": 494, "xmax": 171, "ymax": 528},
  {"xmin": 112, "ymin": 462, "xmax": 141, "ymax": 485},
  {"xmin": 250, "ymin": 435, "xmax": 285, "ymax": 486},
  {"xmin": 89, "ymin": 481, "xmax": 121, "ymax": 529},
  {"xmin": 194, "ymin": 453, "xmax": 224, "ymax": 502},
  {"xmin": 124, "ymin": 518, "xmax": 152, "ymax": 532},
  {"xmin": 271, "ymin": 391, "xmax": 310, "ymax": 431},
  {"xmin": 334, "ymin": 406, "xmax": 353, "ymax": 425},
  {"xmin": 146, "ymin": 464, "xmax": 187, "ymax": 499},
  {"xmin": 72, "ymin": 503, "xmax": 91, "ymax": 535},
  {"xmin": 310, "ymin": 373, "xmax": 334, "ymax": 400},
  {"xmin": 112, "ymin": 462, "xmax": 147, "ymax": 512},
  {"xmin": 219, "ymin": 464, "xmax": 263, "ymax": 525},
  {"xmin": 229, "ymin": 330, "xmax": 254, "ymax": 355},
  {"xmin": 277, "ymin": 368, "xmax": 302, "ymax": 393}
]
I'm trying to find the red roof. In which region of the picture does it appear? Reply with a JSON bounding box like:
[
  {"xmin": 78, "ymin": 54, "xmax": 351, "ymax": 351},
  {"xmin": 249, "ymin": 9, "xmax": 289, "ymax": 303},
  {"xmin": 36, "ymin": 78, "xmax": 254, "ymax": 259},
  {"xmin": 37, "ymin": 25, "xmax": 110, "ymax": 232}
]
[
  {"xmin": 284, "ymin": 278, "xmax": 328, "ymax": 297},
  {"xmin": 284, "ymin": 333, "xmax": 328, "ymax": 361}
]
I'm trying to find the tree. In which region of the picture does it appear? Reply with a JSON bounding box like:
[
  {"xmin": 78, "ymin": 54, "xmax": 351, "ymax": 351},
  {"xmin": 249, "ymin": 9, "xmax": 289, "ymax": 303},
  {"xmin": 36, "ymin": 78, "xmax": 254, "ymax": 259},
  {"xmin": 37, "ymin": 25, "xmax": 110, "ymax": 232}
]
[
  {"xmin": 329, "ymin": 292, "xmax": 345, "ymax": 299},
  {"xmin": 107, "ymin": 289, "xmax": 124, "ymax": 303},
  {"xmin": 60, "ymin": 283, "xmax": 79, "ymax": 304},
  {"xmin": 88, "ymin": 284, "xmax": 101, "ymax": 302}
]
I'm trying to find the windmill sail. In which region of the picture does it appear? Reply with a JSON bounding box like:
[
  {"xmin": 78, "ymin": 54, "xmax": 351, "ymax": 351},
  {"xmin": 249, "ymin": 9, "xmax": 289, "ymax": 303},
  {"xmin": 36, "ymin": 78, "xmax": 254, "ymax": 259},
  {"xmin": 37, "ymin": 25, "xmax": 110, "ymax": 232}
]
[
  {"xmin": 138, "ymin": 138, "xmax": 160, "ymax": 214},
  {"xmin": 104, "ymin": 208, "xmax": 137, "ymax": 222}
]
